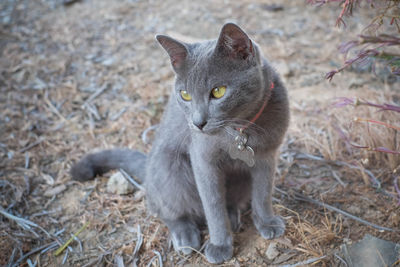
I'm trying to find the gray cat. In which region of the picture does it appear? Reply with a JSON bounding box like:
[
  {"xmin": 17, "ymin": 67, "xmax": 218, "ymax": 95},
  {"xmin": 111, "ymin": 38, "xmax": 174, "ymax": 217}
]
[{"xmin": 71, "ymin": 23, "xmax": 289, "ymax": 264}]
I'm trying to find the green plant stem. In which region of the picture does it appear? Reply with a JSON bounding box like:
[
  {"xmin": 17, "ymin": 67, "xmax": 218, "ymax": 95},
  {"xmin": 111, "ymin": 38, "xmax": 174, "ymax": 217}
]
[{"xmin": 54, "ymin": 221, "xmax": 89, "ymax": 256}]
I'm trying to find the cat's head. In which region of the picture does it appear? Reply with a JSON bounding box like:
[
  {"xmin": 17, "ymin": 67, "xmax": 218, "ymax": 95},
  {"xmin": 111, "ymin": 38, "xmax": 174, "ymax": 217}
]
[{"xmin": 156, "ymin": 23, "xmax": 271, "ymax": 134}]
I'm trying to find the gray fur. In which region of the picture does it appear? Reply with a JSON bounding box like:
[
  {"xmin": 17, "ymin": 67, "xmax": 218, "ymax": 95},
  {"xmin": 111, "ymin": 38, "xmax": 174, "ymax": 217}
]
[{"xmin": 71, "ymin": 23, "xmax": 289, "ymax": 264}]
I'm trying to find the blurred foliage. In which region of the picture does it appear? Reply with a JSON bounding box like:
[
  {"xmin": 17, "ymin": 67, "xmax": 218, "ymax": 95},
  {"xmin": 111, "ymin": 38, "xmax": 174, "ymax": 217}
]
[{"xmin": 308, "ymin": 0, "xmax": 400, "ymax": 79}]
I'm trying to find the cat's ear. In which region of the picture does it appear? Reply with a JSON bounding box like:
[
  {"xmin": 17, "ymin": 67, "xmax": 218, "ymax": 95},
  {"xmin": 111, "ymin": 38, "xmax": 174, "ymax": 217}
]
[
  {"xmin": 215, "ymin": 23, "xmax": 254, "ymax": 60},
  {"xmin": 156, "ymin": 35, "xmax": 188, "ymax": 69}
]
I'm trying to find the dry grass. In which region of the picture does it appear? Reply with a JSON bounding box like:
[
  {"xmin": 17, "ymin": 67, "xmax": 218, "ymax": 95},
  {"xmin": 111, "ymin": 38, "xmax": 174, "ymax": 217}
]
[
  {"xmin": 285, "ymin": 88, "xmax": 400, "ymax": 225},
  {"xmin": 277, "ymin": 204, "xmax": 342, "ymax": 259},
  {"xmin": 289, "ymin": 89, "xmax": 399, "ymax": 186}
]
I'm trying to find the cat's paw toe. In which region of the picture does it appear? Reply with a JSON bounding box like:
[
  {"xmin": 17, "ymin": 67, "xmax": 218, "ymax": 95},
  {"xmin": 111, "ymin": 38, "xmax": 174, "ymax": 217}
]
[
  {"xmin": 255, "ymin": 215, "xmax": 285, "ymax": 240},
  {"xmin": 205, "ymin": 242, "xmax": 233, "ymax": 264},
  {"xmin": 171, "ymin": 227, "xmax": 200, "ymax": 255}
]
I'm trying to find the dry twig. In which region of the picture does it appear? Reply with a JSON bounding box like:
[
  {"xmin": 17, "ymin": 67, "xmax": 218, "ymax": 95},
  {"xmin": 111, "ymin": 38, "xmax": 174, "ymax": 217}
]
[
  {"xmin": 18, "ymin": 138, "xmax": 45, "ymax": 153},
  {"xmin": 11, "ymin": 241, "xmax": 58, "ymax": 267},
  {"xmin": 0, "ymin": 208, "xmax": 51, "ymax": 237},
  {"xmin": 119, "ymin": 169, "xmax": 145, "ymax": 191},
  {"xmin": 277, "ymin": 255, "xmax": 327, "ymax": 267},
  {"xmin": 132, "ymin": 224, "xmax": 143, "ymax": 262},
  {"xmin": 275, "ymin": 187, "xmax": 397, "ymax": 232}
]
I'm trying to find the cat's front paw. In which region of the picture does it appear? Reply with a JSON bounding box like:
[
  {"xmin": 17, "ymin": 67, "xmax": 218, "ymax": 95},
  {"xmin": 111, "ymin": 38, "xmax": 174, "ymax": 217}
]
[
  {"xmin": 205, "ymin": 242, "xmax": 233, "ymax": 264},
  {"xmin": 254, "ymin": 215, "xmax": 285, "ymax": 240}
]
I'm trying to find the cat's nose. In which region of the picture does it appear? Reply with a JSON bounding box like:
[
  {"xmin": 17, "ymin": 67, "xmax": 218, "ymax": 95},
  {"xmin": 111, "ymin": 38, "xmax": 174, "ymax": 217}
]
[
  {"xmin": 194, "ymin": 120, "xmax": 207, "ymax": 130},
  {"xmin": 192, "ymin": 112, "xmax": 207, "ymax": 130}
]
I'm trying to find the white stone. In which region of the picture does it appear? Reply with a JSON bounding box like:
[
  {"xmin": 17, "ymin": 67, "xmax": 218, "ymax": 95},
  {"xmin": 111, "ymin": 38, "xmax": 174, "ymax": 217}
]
[
  {"xmin": 266, "ymin": 242, "xmax": 280, "ymax": 260},
  {"xmin": 107, "ymin": 171, "xmax": 134, "ymax": 195}
]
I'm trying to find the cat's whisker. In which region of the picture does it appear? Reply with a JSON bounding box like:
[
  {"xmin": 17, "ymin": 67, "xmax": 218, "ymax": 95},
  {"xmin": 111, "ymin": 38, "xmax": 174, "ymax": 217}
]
[
  {"xmin": 215, "ymin": 119, "xmax": 268, "ymax": 136},
  {"xmin": 220, "ymin": 126, "xmax": 236, "ymax": 138},
  {"xmin": 231, "ymin": 120, "xmax": 267, "ymax": 135}
]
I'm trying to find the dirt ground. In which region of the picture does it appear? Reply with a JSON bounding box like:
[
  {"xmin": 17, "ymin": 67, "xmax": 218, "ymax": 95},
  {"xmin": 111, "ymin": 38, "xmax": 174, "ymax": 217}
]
[{"xmin": 1, "ymin": 0, "xmax": 399, "ymax": 266}]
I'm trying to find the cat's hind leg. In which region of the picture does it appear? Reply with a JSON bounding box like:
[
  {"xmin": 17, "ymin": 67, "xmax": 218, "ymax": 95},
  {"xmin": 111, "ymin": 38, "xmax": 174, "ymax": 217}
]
[
  {"xmin": 164, "ymin": 218, "xmax": 201, "ymax": 255},
  {"xmin": 226, "ymin": 169, "xmax": 252, "ymax": 232},
  {"xmin": 227, "ymin": 207, "xmax": 240, "ymax": 232}
]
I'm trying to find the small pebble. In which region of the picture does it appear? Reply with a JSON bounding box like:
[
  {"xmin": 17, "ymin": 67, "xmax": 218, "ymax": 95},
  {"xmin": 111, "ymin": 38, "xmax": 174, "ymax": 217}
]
[
  {"xmin": 44, "ymin": 184, "xmax": 67, "ymax": 197},
  {"xmin": 265, "ymin": 242, "xmax": 280, "ymax": 260},
  {"xmin": 107, "ymin": 171, "xmax": 134, "ymax": 195}
]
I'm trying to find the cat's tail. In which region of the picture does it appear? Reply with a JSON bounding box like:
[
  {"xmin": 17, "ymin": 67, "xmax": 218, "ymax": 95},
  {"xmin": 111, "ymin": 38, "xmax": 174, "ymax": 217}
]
[{"xmin": 70, "ymin": 149, "xmax": 147, "ymax": 183}]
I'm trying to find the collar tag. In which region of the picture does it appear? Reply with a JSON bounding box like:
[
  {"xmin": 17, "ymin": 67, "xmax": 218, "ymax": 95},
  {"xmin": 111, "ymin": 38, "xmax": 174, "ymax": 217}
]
[
  {"xmin": 228, "ymin": 130, "xmax": 255, "ymax": 167},
  {"xmin": 228, "ymin": 81, "xmax": 274, "ymax": 167}
]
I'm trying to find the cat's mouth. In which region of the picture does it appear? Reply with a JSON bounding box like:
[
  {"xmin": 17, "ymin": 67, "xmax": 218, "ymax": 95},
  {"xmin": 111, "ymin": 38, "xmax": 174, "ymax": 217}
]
[{"xmin": 188, "ymin": 122, "xmax": 221, "ymax": 135}]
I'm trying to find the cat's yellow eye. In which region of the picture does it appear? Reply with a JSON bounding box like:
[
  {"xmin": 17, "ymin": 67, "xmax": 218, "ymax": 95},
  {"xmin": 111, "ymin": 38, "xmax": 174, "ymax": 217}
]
[
  {"xmin": 180, "ymin": 90, "xmax": 192, "ymax": 101},
  {"xmin": 211, "ymin": 86, "xmax": 226, "ymax": 99}
]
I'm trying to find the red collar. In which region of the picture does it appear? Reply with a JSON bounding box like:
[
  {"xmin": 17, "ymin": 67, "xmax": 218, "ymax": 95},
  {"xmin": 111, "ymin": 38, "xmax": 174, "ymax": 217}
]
[{"xmin": 238, "ymin": 81, "xmax": 274, "ymax": 131}]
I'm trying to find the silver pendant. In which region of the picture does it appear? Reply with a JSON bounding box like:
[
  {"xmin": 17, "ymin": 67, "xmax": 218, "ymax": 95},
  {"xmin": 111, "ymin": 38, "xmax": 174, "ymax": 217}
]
[{"xmin": 228, "ymin": 130, "xmax": 255, "ymax": 167}]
